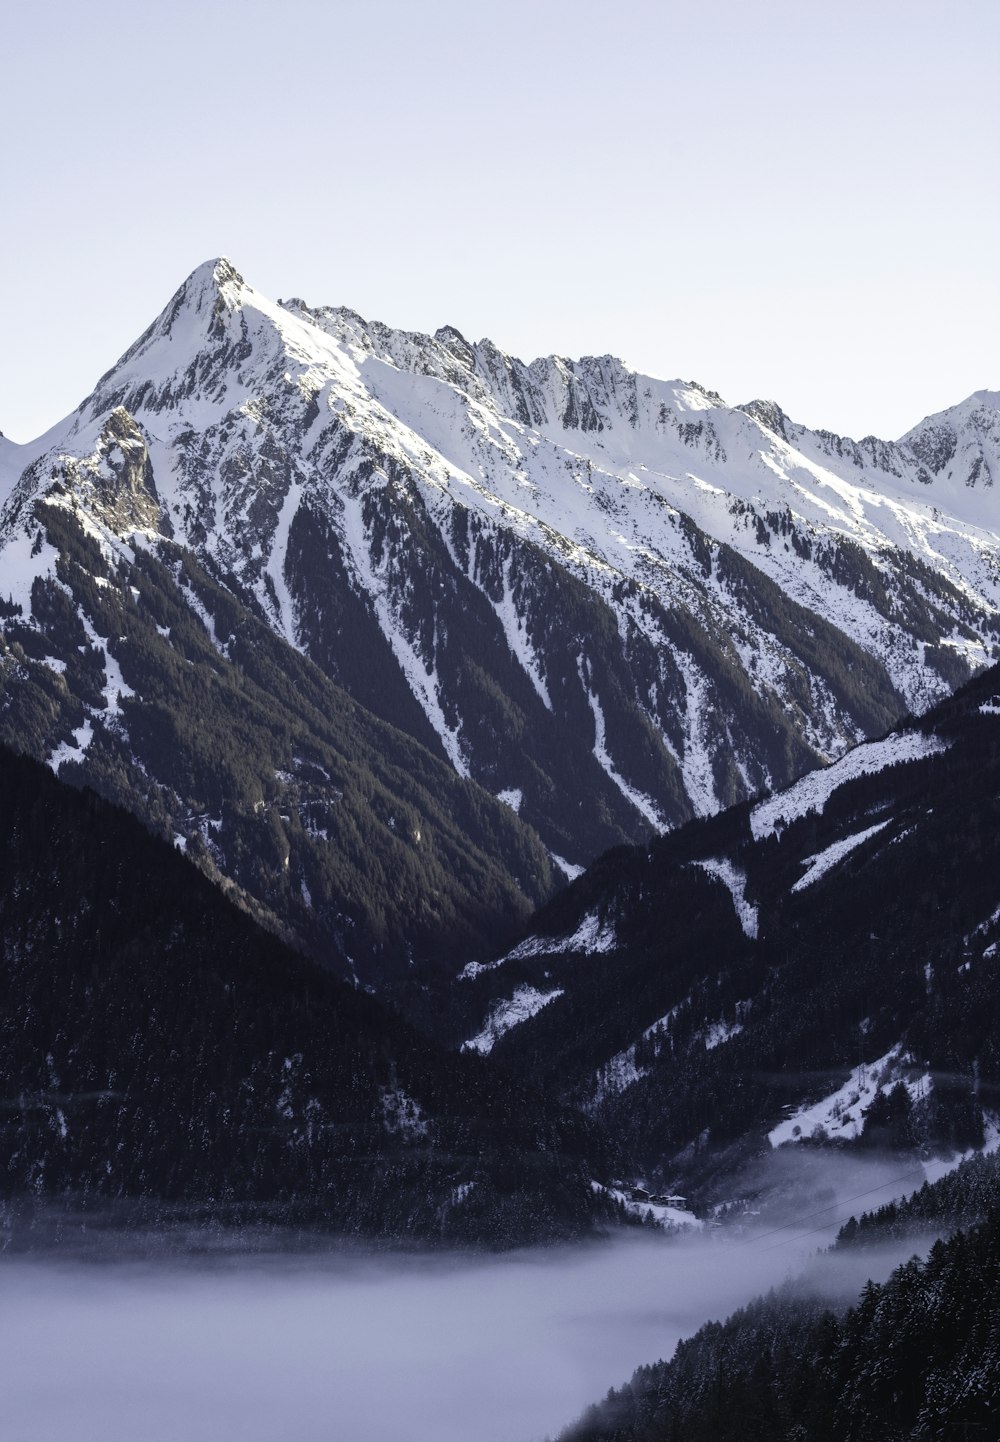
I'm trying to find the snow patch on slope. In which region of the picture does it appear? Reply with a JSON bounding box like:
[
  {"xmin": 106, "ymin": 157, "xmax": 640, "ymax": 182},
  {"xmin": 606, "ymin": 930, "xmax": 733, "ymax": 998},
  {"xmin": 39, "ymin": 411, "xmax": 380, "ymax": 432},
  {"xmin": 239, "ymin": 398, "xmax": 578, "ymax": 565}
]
[
  {"xmin": 261, "ymin": 478, "xmax": 304, "ymax": 648},
  {"xmin": 672, "ymin": 656, "xmax": 721, "ymax": 818},
  {"xmin": 590, "ymin": 1006, "xmax": 683, "ymax": 1108},
  {"xmin": 751, "ymin": 731, "xmax": 950, "ymax": 840},
  {"xmin": 579, "ymin": 657, "xmax": 663, "ymax": 828},
  {"xmin": 792, "ymin": 820, "xmax": 892, "ymax": 893},
  {"xmin": 461, "ymin": 985, "xmax": 564, "ymax": 1055},
  {"xmin": 490, "ymin": 554, "xmax": 552, "ymax": 710},
  {"xmin": 768, "ymin": 1044, "xmax": 925, "ymax": 1147},
  {"xmin": 457, "ymin": 907, "xmax": 617, "ymax": 983},
  {"xmin": 47, "ymin": 719, "xmax": 95, "ymax": 773},
  {"xmin": 339, "ymin": 490, "xmax": 469, "ymax": 776},
  {"xmin": 592, "ymin": 1049, "xmax": 647, "ymax": 1104},
  {"xmin": 506, "ymin": 909, "xmax": 618, "ymax": 962},
  {"xmin": 43, "ymin": 607, "xmax": 136, "ymax": 774},
  {"xmin": 704, "ymin": 1018, "xmax": 744, "ymax": 1050},
  {"xmin": 380, "ymin": 1087, "xmax": 429, "ymax": 1140},
  {"xmin": 79, "ymin": 612, "xmax": 136, "ymax": 718},
  {"xmin": 692, "ymin": 858, "xmax": 758, "ymax": 938},
  {"xmin": 0, "ymin": 529, "xmax": 61, "ymax": 615},
  {"xmin": 550, "ymin": 853, "xmax": 586, "ymax": 881}
]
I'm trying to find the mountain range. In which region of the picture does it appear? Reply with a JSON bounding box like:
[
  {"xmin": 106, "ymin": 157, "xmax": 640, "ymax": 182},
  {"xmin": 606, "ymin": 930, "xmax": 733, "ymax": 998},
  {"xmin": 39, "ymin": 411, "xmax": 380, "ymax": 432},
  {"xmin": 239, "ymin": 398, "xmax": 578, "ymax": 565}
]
[
  {"xmin": 4, "ymin": 257, "xmax": 1000, "ymax": 1442},
  {"xmin": 1, "ymin": 256, "xmax": 1000, "ymax": 1225},
  {"xmin": 2, "ymin": 258, "xmax": 999, "ymax": 987}
]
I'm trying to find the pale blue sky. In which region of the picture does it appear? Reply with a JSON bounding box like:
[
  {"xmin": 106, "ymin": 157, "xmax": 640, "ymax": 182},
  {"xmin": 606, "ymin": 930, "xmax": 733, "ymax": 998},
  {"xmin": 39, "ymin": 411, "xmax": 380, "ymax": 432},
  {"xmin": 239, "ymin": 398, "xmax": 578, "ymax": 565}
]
[{"xmin": 2, "ymin": 0, "xmax": 997, "ymax": 442}]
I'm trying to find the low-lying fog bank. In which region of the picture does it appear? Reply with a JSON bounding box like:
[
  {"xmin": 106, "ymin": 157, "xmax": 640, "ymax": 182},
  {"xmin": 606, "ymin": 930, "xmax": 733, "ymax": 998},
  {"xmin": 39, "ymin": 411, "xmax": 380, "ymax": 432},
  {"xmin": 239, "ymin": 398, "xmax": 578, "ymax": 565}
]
[{"xmin": 0, "ymin": 1174, "xmax": 938, "ymax": 1442}]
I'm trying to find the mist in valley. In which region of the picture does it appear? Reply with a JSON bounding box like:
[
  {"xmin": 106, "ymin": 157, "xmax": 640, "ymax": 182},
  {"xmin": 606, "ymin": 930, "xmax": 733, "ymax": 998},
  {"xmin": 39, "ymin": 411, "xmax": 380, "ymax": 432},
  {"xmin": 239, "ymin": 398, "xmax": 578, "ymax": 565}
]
[{"xmin": 0, "ymin": 1149, "xmax": 946, "ymax": 1442}]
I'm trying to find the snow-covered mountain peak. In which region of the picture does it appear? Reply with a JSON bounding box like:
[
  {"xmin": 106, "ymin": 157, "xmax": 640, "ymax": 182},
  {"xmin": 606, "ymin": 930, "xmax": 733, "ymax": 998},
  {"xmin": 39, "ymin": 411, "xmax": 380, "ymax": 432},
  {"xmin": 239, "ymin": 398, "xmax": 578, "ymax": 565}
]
[
  {"xmin": 895, "ymin": 389, "xmax": 1000, "ymax": 520},
  {"xmin": 274, "ymin": 290, "xmax": 738, "ymax": 456},
  {"xmin": 965, "ymin": 388, "xmax": 1000, "ymax": 410},
  {"xmin": 62, "ymin": 261, "xmax": 381, "ymax": 460},
  {"xmin": 120, "ymin": 256, "xmax": 255, "ymax": 353},
  {"xmin": 3, "ymin": 258, "xmax": 1000, "ymax": 869},
  {"xmin": 901, "ymin": 388, "xmax": 1000, "ymax": 440},
  {"xmin": 173, "ymin": 254, "xmax": 249, "ymax": 312},
  {"xmin": 669, "ymin": 380, "xmax": 728, "ymax": 413},
  {"xmin": 433, "ymin": 322, "xmax": 474, "ymax": 352},
  {"xmin": 737, "ymin": 398, "xmax": 792, "ymax": 441}
]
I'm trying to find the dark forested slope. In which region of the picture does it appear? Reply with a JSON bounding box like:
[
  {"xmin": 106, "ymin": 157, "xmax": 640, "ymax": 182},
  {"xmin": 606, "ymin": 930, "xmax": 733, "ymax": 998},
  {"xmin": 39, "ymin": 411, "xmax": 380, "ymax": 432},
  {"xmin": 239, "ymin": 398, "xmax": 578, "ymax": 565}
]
[
  {"xmin": 0, "ymin": 744, "xmax": 615, "ymax": 1243},
  {"xmin": 564, "ymin": 1153, "xmax": 1000, "ymax": 1442},
  {"xmin": 0, "ymin": 502, "xmax": 556, "ymax": 986},
  {"xmin": 462, "ymin": 660, "xmax": 1000, "ymax": 1195}
]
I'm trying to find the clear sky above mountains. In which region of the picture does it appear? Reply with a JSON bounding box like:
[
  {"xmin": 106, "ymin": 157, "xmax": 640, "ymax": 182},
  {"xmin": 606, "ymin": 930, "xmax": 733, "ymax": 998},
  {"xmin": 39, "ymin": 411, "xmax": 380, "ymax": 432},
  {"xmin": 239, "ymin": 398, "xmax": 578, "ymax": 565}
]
[{"xmin": 2, "ymin": 0, "xmax": 996, "ymax": 444}]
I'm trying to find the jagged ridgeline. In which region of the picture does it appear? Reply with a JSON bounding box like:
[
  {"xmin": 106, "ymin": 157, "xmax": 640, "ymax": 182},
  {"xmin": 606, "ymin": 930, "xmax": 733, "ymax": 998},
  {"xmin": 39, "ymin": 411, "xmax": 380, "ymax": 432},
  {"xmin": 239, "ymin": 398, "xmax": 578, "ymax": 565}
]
[
  {"xmin": 562, "ymin": 1154, "xmax": 1000, "ymax": 1441},
  {"xmin": 1, "ymin": 259, "xmax": 999, "ymax": 986},
  {"xmin": 0, "ymin": 743, "xmax": 618, "ymax": 1243}
]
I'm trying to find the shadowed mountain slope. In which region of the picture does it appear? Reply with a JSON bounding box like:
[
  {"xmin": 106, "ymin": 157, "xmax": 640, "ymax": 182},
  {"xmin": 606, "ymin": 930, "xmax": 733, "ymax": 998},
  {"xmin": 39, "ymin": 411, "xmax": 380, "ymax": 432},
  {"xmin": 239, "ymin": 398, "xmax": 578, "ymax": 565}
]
[
  {"xmin": 461, "ymin": 661, "xmax": 1000, "ymax": 1197},
  {"xmin": 0, "ymin": 744, "xmax": 616, "ymax": 1244}
]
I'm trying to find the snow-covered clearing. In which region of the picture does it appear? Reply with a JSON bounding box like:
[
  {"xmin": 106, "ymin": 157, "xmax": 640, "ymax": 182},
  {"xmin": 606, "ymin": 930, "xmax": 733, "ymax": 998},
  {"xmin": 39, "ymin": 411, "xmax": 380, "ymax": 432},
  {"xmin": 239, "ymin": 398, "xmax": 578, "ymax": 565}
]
[
  {"xmin": 48, "ymin": 719, "xmax": 94, "ymax": 773},
  {"xmin": 704, "ymin": 1018, "xmax": 744, "ymax": 1051},
  {"xmin": 505, "ymin": 909, "xmax": 618, "ymax": 963},
  {"xmin": 692, "ymin": 858, "xmax": 758, "ymax": 938},
  {"xmin": 751, "ymin": 731, "xmax": 950, "ymax": 840},
  {"xmin": 591, "ymin": 1181, "xmax": 703, "ymax": 1231},
  {"xmin": 768, "ymin": 1045, "xmax": 929, "ymax": 1147},
  {"xmin": 791, "ymin": 820, "xmax": 891, "ymax": 892},
  {"xmin": 461, "ymin": 985, "xmax": 564, "ymax": 1055},
  {"xmin": 550, "ymin": 853, "xmax": 585, "ymax": 881},
  {"xmin": 456, "ymin": 907, "xmax": 616, "ymax": 983}
]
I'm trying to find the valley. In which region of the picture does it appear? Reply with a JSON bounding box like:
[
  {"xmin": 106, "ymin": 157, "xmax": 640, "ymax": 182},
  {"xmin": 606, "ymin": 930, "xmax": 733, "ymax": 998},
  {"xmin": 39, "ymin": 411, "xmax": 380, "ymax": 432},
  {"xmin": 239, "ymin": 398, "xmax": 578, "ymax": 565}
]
[
  {"xmin": 0, "ymin": 1217, "xmax": 941, "ymax": 1442},
  {"xmin": 2, "ymin": 258, "xmax": 1000, "ymax": 1439}
]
